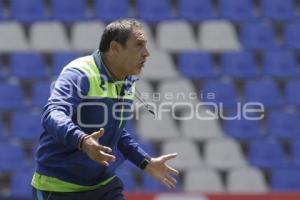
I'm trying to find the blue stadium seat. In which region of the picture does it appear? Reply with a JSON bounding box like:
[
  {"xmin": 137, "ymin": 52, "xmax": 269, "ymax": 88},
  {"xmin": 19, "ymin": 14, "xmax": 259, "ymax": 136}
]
[
  {"xmin": 52, "ymin": 0, "xmax": 88, "ymax": 22},
  {"xmin": 10, "ymin": 52, "xmax": 48, "ymax": 80},
  {"xmin": 223, "ymin": 117, "xmax": 263, "ymax": 140},
  {"xmin": 202, "ymin": 80, "xmax": 238, "ymax": 108},
  {"xmin": 262, "ymin": 50, "xmax": 300, "ymax": 78},
  {"xmin": 136, "ymin": 0, "xmax": 172, "ymax": 23},
  {"xmin": 284, "ymin": 21, "xmax": 300, "ymax": 50},
  {"xmin": 95, "ymin": 0, "xmax": 129, "ymax": 22},
  {"xmin": 11, "ymin": 112, "xmax": 43, "ymax": 141},
  {"xmin": 221, "ymin": 51, "xmax": 259, "ymax": 79},
  {"xmin": 285, "ymin": 80, "xmax": 300, "ymax": 107},
  {"xmin": 291, "ymin": 141, "xmax": 300, "ymax": 167},
  {"xmin": 267, "ymin": 111, "xmax": 300, "ymax": 139},
  {"xmin": 52, "ymin": 52, "xmax": 80, "ymax": 75},
  {"xmin": 178, "ymin": 52, "xmax": 217, "ymax": 79},
  {"xmin": 10, "ymin": 168, "xmax": 34, "ymax": 197},
  {"xmin": 178, "ymin": 0, "xmax": 215, "ymax": 21},
  {"xmin": 32, "ymin": 81, "xmax": 52, "ymax": 108},
  {"xmin": 241, "ymin": 21, "xmax": 277, "ymax": 50},
  {"xmin": 271, "ymin": 168, "xmax": 300, "ymax": 191},
  {"xmin": 0, "ymin": 143, "xmax": 26, "ymax": 171},
  {"xmin": 0, "ymin": 82, "xmax": 26, "ymax": 111},
  {"xmin": 219, "ymin": 0, "xmax": 255, "ymax": 21},
  {"xmin": 115, "ymin": 165, "xmax": 136, "ymax": 191},
  {"xmin": 248, "ymin": 140, "xmax": 288, "ymax": 169},
  {"xmin": 244, "ymin": 79, "xmax": 284, "ymax": 108},
  {"xmin": 11, "ymin": 0, "xmax": 48, "ymax": 23},
  {"xmin": 261, "ymin": 0, "xmax": 296, "ymax": 21}
]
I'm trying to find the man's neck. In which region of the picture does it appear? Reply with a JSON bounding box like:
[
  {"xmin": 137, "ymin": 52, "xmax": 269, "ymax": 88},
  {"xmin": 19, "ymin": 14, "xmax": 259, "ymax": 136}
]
[{"xmin": 101, "ymin": 53, "xmax": 125, "ymax": 81}]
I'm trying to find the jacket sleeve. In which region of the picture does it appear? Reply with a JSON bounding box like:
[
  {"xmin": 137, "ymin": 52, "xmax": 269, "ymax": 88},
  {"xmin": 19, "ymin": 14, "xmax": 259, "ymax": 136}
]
[
  {"xmin": 41, "ymin": 68, "xmax": 89, "ymax": 149},
  {"xmin": 117, "ymin": 129, "xmax": 150, "ymax": 167}
]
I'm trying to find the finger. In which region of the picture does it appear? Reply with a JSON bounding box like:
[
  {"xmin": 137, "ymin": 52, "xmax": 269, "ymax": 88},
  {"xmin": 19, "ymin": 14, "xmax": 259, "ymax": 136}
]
[
  {"xmin": 100, "ymin": 161, "xmax": 109, "ymax": 166},
  {"xmin": 92, "ymin": 128, "xmax": 105, "ymax": 140},
  {"xmin": 161, "ymin": 153, "xmax": 178, "ymax": 162},
  {"xmin": 161, "ymin": 178, "xmax": 174, "ymax": 189},
  {"xmin": 99, "ymin": 145, "xmax": 112, "ymax": 153},
  {"xmin": 99, "ymin": 151, "xmax": 116, "ymax": 162},
  {"xmin": 166, "ymin": 174, "xmax": 177, "ymax": 186},
  {"xmin": 166, "ymin": 165, "xmax": 179, "ymax": 176}
]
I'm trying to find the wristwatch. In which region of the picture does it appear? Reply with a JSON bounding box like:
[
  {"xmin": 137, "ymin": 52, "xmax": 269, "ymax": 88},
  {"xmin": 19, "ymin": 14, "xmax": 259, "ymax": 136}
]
[{"xmin": 139, "ymin": 156, "xmax": 151, "ymax": 170}]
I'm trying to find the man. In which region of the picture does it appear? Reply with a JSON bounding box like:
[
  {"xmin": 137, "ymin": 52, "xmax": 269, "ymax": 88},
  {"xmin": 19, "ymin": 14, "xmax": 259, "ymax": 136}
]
[{"xmin": 31, "ymin": 18, "xmax": 179, "ymax": 200}]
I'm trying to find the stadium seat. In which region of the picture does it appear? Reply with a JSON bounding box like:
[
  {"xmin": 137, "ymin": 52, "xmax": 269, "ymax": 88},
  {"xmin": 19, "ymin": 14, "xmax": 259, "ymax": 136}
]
[
  {"xmin": 157, "ymin": 21, "xmax": 197, "ymax": 52},
  {"xmin": 261, "ymin": 0, "xmax": 296, "ymax": 21},
  {"xmin": 71, "ymin": 21, "xmax": 105, "ymax": 52},
  {"xmin": 115, "ymin": 165, "xmax": 136, "ymax": 191},
  {"xmin": 136, "ymin": 0, "xmax": 172, "ymax": 23},
  {"xmin": 204, "ymin": 138, "xmax": 246, "ymax": 170},
  {"xmin": 285, "ymin": 80, "xmax": 300, "ymax": 107},
  {"xmin": 10, "ymin": 168, "xmax": 34, "ymax": 197},
  {"xmin": 284, "ymin": 21, "xmax": 300, "ymax": 50},
  {"xmin": 178, "ymin": 0, "xmax": 215, "ymax": 21},
  {"xmin": 178, "ymin": 51, "xmax": 218, "ymax": 79},
  {"xmin": 0, "ymin": 22, "xmax": 29, "ymax": 52},
  {"xmin": 223, "ymin": 115, "xmax": 263, "ymax": 140},
  {"xmin": 267, "ymin": 111, "xmax": 300, "ymax": 139},
  {"xmin": 161, "ymin": 139, "xmax": 202, "ymax": 170},
  {"xmin": 271, "ymin": 168, "xmax": 300, "ymax": 191},
  {"xmin": 241, "ymin": 21, "xmax": 277, "ymax": 50},
  {"xmin": 291, "ymin": 141, "xmax": 300, "ymax": 167},
  {"xmin": 0, "ymin": 143, "xmax": 26, "ymax": 171},
  {"xmin": 243, "ymin": 79, "xmax": 284, "ymax": 108},
  {"xmin": 184, "ymin": 168, "xmax": 225, "ymax": 192},
  {"xmin": 221, "ymin": 51, "xmax": 260, "ymax": 79},
  {"xmin": 180, "ymin": 109, "xmax": 224, "ymax": 141},
  {"xmin": 227, "ymin": 167, "xmax": 268, "ymax": 193},
  {"xmin": 11, "ymin": 0, "xmax": 48, "ymax": 23},
  {"xmin": 0, "ymin": 82, "xmax": 26, "ymax": 111},
  {"xmin": 136, "ymin": 111, "xmax": 180, "ymax": 142},
  {"xmin": 11, "ymin": 112, "xmax": 43, "ymax": 141},
  {"xmin": 30, "ymin": 22, "xmax": 70, "ymax": 52},
  {"xmin": 52, "ymin": 52, "xmax": 80, "ymax": 75},
  {"xmin": 201, "ymin": 80, "xmax": 238, "ymax": 108},
  {"xmin": 32, "ymin": 81, "xmax": 52, "ymax": 108},
  {"xmin": 10, "ymin": 52, "xmax": 48, "ymax": 80},
  {"xmin": 198, "ymin": 21, "xmax": 240, "ymax": 52},
  {"xmin": 248, "ymin": 140, "xmax": 288, "ymax": 169},
  {"xmin": 95, "ymin": 0, "xmax": 129, "ymax": 22},
  {"xmin": 157, "ymin": 79, "xmax": 198, "ymax": 108},
  {"xmin": 52, "ymin": 0, "xmax": 88, "ymax": 23},
  {"xmin": 141, "ymin": 50, "xmax": 178, "ymax": 80},
  {"xmin": 262, "ymin": 50, "xmax": 300, "ymax": 78},
  {"xmin": 219, "ymin": 0, "xmax": 255, "ymax": 21}
]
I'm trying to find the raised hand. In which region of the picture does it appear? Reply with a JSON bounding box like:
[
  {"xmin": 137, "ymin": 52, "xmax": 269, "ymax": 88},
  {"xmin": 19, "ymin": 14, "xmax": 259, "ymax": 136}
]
[
  {"xmin": 145, "ymin": 153, "xmax": 179, "ymax": 189},
  {"xmin": 82, "ymin": 128, "xmax": 116, "ymax": 166}
]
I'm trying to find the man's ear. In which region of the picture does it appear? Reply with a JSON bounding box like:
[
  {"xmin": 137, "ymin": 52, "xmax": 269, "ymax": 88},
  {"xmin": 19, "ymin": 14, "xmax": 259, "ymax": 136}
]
[{"xmin": 110, "ymin": 41, "xmax": 121, "ymax": 54}]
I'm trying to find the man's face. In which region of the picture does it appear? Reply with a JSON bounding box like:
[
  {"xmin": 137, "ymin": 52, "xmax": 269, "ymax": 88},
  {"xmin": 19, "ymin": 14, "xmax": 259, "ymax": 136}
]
[{"xmin": 117, "ymin": 27, "xmax": 150, "ymax": 76}]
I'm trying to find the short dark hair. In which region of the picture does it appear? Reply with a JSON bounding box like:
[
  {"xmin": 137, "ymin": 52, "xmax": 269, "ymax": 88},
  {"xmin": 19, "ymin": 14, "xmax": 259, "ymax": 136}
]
[{"xmin": 99, "ymin": 18, "xmax": 143, "ymax": 53}]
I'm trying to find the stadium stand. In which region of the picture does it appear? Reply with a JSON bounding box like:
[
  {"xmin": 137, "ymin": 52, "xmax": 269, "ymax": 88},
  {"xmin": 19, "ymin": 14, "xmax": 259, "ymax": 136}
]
[{"xmin": 2, "ymin": 0, "xmax": 300, "ymax": 198}]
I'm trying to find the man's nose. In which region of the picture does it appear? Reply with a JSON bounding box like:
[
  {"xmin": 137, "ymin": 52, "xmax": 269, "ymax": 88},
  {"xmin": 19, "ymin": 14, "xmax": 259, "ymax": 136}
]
[{"xmin": 143, "ymin": 47, "xmax": 150, "ymax": 57}]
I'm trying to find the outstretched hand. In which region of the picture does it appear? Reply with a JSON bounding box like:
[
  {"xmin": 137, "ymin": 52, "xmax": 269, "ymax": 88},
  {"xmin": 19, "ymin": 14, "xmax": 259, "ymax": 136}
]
[
  {"xmin": 82, "ymin": 128, "xmax": 116, "ymax": 166},
  {"xmin": 145, "ymin": 153, "xmax": 179, "ymax": 189}
]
